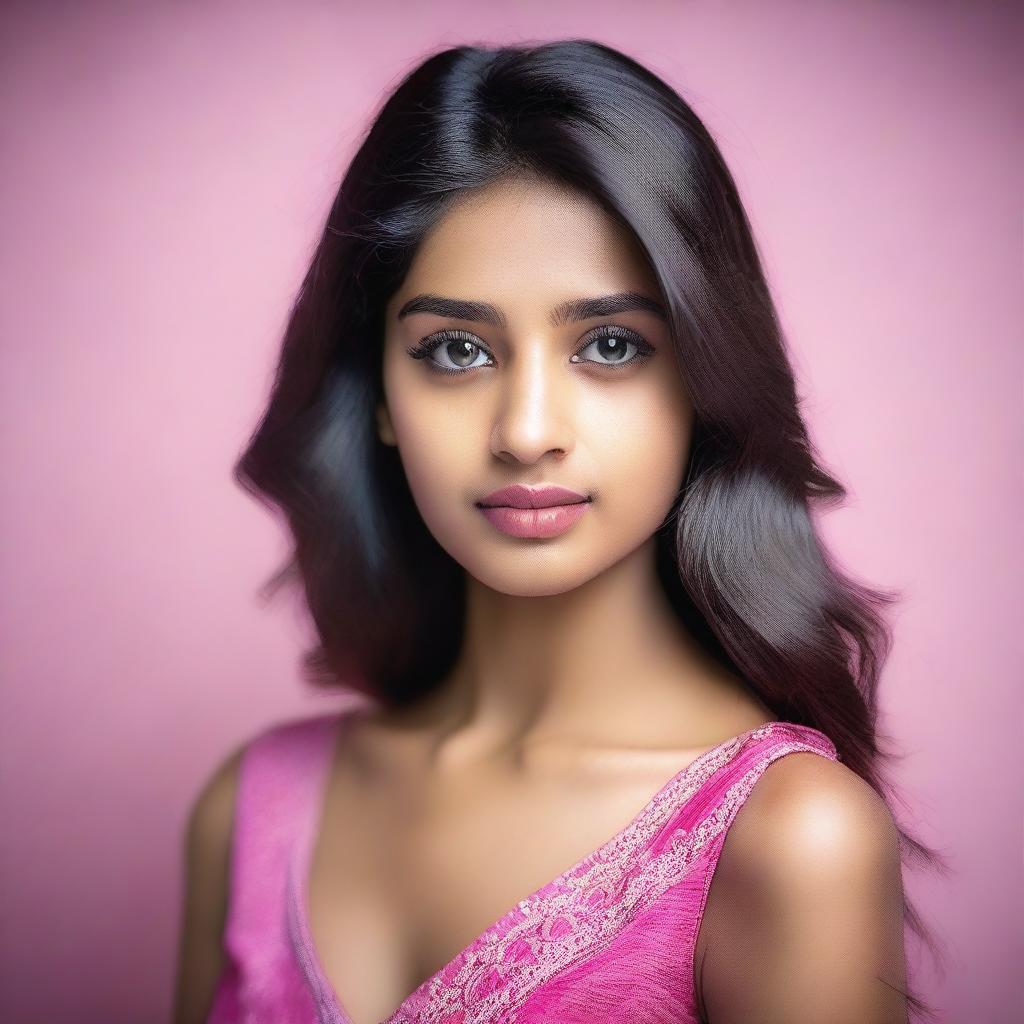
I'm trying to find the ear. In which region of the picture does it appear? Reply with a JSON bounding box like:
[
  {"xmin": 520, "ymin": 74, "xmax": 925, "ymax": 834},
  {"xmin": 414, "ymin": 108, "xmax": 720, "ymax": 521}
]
[{"xmin": 376, "ymin": 401, "xmax": 397, "ymax": 446}]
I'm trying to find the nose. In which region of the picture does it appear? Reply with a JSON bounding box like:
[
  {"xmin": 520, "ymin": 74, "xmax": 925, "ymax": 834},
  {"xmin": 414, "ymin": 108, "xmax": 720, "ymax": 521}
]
[{"xmin": 489, "ymin": 342, "xmax": 575, "ymax": 465}]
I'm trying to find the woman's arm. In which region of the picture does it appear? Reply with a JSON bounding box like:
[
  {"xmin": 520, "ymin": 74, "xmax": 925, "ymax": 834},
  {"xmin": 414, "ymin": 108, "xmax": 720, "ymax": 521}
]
[
  {"xmin": 171, "ymin": 747, "xmax": 244, "ymax": 1024},
  {"xmin": 698, "ymin": 753, "xmax": 908, "ymax": 1023}
]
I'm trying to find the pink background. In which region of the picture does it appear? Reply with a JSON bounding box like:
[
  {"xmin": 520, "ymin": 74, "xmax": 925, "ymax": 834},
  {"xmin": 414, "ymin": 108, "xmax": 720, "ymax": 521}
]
[{"xmin": 1, "ymin": 2, "xmax": 1020, "ymax": 1020}]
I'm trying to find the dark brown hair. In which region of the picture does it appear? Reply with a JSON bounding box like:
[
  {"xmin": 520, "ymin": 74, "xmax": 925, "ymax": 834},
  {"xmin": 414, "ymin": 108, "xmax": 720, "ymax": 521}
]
[{"xmin": 234, "ymin": 39, "xmax": 948, "ymax": 1018}]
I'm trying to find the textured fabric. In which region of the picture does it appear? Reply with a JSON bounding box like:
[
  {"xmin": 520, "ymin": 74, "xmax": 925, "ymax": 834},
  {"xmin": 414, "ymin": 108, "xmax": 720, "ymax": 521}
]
[{"xmin": 207, "ymin": 705, "xmax": 839, "ymax": 1024}]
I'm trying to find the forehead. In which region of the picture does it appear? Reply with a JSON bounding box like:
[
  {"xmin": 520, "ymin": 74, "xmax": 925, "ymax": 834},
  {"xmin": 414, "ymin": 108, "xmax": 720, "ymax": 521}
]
[{"xmin": 388, "ymin": 176, "xmax": 658, "ymax": 316}]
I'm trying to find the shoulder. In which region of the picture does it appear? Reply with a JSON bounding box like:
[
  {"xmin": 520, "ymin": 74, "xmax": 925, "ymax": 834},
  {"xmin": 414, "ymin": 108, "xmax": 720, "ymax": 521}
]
[
  {"xmin": 729, "ymin": 749, "xmax": 901, "ymax": 879},
  {"xmin": 179, "ymin": 743, "xmax": 244, "ymax": 925},
  {"xmin": 697, "ymin": 750, "xmax": 908, "ymax": 1022},
  {"xmin": 184, "ymin": 711, "xmax": 339, "ymax": 851},
  {"xmin": 185, "ymin": 742, "xmax": 246, "ymax": 862}
]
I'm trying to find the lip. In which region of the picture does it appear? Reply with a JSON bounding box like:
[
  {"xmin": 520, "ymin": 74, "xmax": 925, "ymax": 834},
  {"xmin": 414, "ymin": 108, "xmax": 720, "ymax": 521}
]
[
  {"xmin": 476, "ymin": 484, "xmax": 590, "ymax": 509},
  {"xmin": 477, "ymin": 501, "xmax": 591, "ymax": 539}
]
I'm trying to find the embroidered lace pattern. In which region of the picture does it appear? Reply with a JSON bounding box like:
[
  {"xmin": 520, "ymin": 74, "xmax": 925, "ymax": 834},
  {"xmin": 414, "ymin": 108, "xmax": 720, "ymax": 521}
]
[{"xmin": 290, "ymin": 719, "xmax": 837, "ymax": 1024}]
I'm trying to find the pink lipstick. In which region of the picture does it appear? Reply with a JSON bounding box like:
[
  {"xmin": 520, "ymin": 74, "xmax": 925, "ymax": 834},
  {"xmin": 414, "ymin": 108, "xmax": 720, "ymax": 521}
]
[{"xmin": 476, "ymin": 484, "xmax": 592, "ymax": 539}]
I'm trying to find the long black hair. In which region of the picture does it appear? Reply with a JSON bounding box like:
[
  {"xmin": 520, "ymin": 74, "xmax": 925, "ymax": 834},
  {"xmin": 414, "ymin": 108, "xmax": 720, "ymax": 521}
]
[{"xmin": 234, "ymin": 39, "xmax": 947, "ymax": 1019}]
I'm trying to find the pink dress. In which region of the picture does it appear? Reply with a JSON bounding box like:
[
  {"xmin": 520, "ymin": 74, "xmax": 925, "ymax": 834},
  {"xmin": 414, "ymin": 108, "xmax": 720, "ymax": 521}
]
[{"xmin": 206, "ymin": 704, "xmax": 839, "ymax": 1024}]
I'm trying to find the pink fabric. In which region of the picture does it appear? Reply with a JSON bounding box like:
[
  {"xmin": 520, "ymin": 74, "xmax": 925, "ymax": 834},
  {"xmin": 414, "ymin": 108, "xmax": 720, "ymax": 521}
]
[{"xmin": 206, "ymin": 706, "xmax": 838, "ymax": 1024}]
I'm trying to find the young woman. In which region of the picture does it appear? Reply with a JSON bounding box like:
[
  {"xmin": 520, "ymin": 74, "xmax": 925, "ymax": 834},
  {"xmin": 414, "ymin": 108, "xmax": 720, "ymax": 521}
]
[{"xmin": 173, "ymin": 39, "xmax": 943, "ymax": 1024}]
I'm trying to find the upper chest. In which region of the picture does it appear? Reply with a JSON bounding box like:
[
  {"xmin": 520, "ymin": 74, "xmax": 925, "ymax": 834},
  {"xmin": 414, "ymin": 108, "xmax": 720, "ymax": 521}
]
[{"xmin": 304, "ymin": 738, "xmax": 724, "ymax": 1024}]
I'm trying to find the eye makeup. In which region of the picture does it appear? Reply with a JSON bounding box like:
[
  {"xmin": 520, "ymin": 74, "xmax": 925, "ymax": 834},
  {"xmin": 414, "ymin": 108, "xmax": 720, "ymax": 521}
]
[{"xmin": 405, "ymin": 324, "xmax": 656, "ymax": 378}]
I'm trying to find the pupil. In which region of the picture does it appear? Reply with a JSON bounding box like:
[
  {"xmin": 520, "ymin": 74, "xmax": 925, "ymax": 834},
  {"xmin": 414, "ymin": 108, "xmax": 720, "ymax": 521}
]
[
  {"xmin": 450, "ymin": 340, "xmax": 476, "ymax": 367},
  {"xmin": 599, "ymin": 335, "xmax": 626, "ymax": 361}
]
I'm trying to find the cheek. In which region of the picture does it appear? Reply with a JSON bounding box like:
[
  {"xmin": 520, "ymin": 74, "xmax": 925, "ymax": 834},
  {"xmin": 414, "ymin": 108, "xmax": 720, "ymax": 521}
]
[
  {"xmin": 584, "ymin": 389, "xmax": 693, "ymax": 519},
  {"xmin": 383, "ymin": 356, "xmax": 454, "ymax": 480},
  {"xmin": 387, "ymin": 390, "xmax": 474, "ymax": 511}
]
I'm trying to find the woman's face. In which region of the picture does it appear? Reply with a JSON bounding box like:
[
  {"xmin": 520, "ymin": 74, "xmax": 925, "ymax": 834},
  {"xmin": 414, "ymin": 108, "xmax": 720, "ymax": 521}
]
[{"xmin": 378, "ymin": 175, "xmax": 695, "ymax": 597}]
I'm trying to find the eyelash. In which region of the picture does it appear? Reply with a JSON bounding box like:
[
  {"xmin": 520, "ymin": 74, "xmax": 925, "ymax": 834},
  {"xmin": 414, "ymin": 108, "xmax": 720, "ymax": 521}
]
[{"xmin": 405, "ymin": 325, "xmax": 656, "ymax": 377}]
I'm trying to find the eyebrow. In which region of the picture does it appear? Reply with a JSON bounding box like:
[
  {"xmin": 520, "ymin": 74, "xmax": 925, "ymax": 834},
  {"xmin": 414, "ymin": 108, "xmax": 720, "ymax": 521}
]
[{"xmin": 395, "ymin": 290, "xmax": 667, "ymax": 328}]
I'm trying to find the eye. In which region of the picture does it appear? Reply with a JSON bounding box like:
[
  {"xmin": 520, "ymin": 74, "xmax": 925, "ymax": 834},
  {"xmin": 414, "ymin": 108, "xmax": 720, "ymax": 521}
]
[
  {"xmin": 406, "ymin": 329, "xmax": 496, "ymax": 376},
  {"xmin": 405, "ymin": 324, "xmax": 655, "ymax": 377},
  {"xmin": 571, "ymin": 325, "xmax": 655, "ymax": 368}
]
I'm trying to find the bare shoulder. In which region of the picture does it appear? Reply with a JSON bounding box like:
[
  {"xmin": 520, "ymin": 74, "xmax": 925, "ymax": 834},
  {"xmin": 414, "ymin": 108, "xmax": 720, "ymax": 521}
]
[
  {"xmin": 697, "ymin": 751, "xmax": 908, "ymax": 1023},
  {"xmin": 172, "ymin": 742, "xmax": 247, "ymax": 1024},
  {"xmin": 728, "ymin": 750, "xmax": 902, "ymax": 876},
  {"xmin": 186, "ymin": 743, "xmax": 246, "ymax": 854}
]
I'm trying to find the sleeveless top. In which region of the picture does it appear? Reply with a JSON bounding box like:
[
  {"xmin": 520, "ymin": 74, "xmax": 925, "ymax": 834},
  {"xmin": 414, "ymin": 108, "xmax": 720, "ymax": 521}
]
[{"xmin": 206, "ymin": 704, "xmax": 839, "ymax": 1024}]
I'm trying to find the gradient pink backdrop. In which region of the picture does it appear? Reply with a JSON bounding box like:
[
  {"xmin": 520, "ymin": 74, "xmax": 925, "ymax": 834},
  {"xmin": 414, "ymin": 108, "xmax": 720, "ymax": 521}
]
[{"xmin": 1, "ymin": 1, "xmax": 1020, "ymax": 1021}]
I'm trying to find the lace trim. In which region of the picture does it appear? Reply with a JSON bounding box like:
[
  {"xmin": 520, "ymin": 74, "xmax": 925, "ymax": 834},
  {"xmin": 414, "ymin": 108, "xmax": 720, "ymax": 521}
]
[{"xmin": 387, "ymin": 726, "xmax": 836, "ymax": 1023}]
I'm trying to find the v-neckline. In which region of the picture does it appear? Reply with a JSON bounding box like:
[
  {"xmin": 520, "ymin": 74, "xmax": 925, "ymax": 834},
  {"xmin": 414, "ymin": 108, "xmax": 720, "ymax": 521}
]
[{"xmin": 290, "ymin": 704, "xmax": 782, "ymax": 1024}]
